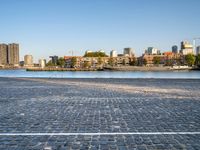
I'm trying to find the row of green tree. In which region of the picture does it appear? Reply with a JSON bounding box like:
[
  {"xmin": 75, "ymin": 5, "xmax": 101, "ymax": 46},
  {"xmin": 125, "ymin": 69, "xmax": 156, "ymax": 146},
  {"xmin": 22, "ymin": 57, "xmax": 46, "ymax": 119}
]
[
  {"xmin": 46, "ymin": 57, "xmax": 65, "ymax": 67},
  {"xmin": 46, "ymin": 54, "xmax": 200, "ymax": 68},
  {"xmin": 152, "ymin": 54, "xmax": 200, "ymax": 66},
  {"xmin": 84, "ymin": 52, "xmax": 108, "ymax": 57}
]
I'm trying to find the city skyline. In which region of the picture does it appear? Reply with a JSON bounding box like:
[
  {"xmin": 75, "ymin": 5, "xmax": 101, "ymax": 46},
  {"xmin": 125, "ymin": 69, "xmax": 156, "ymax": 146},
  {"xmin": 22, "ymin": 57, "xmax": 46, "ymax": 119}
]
[{"xmin": 1, "ymin": 0, "xmax": 200, "ymax": 62}]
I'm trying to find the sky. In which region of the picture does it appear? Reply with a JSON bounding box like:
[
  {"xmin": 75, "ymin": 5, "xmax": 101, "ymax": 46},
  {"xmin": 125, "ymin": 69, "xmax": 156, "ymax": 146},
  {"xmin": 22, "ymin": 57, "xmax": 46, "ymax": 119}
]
[{"xmin": 0, "ymin": 0, "xmax": 200, "ymax": 62}]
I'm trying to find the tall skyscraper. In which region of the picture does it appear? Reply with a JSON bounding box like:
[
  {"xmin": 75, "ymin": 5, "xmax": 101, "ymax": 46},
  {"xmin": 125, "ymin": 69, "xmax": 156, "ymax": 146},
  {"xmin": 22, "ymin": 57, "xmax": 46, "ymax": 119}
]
[
  {"xmin": 49, "ymin": 55, "xmax": 58, "ymax": 65},
  {"xmin": 172, "ymin": 45, "xmax": 178, "ymax": 53},
  {"xmin": 7, "ymin": 43, "xmax": 19, "ymax": 66},
  {"xmin": 24, "ymin": 55, "xmax": 33, "ymax": 67},
  {"xmin": 124, "ymin": 48, "xmax": 134, "ymax": 57},
  {"xmin": 0, "ymin": 44, "xmax": 8, "ymax": 65}
]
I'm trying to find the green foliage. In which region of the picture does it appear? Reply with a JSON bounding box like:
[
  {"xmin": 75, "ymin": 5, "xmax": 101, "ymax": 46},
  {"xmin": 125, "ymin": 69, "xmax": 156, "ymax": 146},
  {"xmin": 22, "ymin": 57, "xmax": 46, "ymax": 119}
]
[
  {"xmin": 153, "ymin": 56, "xmax": 161, "ymax": 65},
  {"xmin": 57, "ymin": 57, "xmax": 65, "ymax": 67},
  {"xmin": 46, "ymin": 60, "xmax": 54, "ymax": 66},
  {"xmin": 71, "ymin": 57, "xmax": 77, "ymax": 68},
  {"xmin": 185, "ymin": 54, "xmax": 195, "ymax": 66},
  {"xmin": 83, "ymin": 61, "xmax": 91, "ymax": 68},
  {"xmin": 143, "ymin": 58, "xmax": 147, "ymax": 66},
  {"xmin": 47, "ymin": 57, "xmax": 65, "ymax": 67},
  {"xmin": 108, "ymin": 58, "xmax": 114, "ymax": 66},
  {"xmin": 97, "ymin": 57, "xmax": 103, "ymax": 65},
  {"xmin": 130, "ymin": 57, "xmax": 137, "ymax": 66},
  {"xmin": 165, "ymin": 59, "xmax": 173, "ymax": 66},
  {"xmin": 195, "ymin": 54, "xmax": 200, "ymax": 66},
  {"xmin": 84, "ymin": 51, "xmax": 108, "ymax": 57}
]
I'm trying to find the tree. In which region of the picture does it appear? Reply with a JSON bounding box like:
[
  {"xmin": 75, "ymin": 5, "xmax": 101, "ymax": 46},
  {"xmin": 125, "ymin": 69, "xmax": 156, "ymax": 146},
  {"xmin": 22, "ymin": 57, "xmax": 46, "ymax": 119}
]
[
  {"xmin": 84, "ymin": 51, "xmax": 108, "ymax": 57},
  {"xmin": 71, "ymin": 57, "xmax": 77, "ymax": 68},
  {"xmin": 153, "ymin": 56, "xmax": 161, "ymax": 65},
  {"xmin": 46, "ymin": 60, "xmax": 54, "ymax": 67},
  {"xmin": 57, "ymin": 57, "xmax": 65, "ymax": 67},
  {"xmin": 97, "ymin": 57, "xmax": 103, "ymax": 66},
  {"xmin": 83, "ymin": 61, "xmax": 91, "ymax": 68},
  {"xmin": 165, "ymin": 59, "xmax": 173, "ymax": 66},
  {"xmin": 143, "ymin": 59, "xmax": 147, "ymax": 66},
  {"xmin": 108, "ymin": 58, "xmax": 114, "ymax": 66},
  {"xmin": 130, "ymin": 57, "xmax": 136, "ymax": 66},
  {"xmin": 122, "ymin": 59, "xmax": 126, "ymax": 66},
  {"xmin": 195, "ymin": 54, "xmax": 200, "ymax": 66},
  {"xmin": 185, "ymin": 54, "xmax": 195, "ymax": 66}
]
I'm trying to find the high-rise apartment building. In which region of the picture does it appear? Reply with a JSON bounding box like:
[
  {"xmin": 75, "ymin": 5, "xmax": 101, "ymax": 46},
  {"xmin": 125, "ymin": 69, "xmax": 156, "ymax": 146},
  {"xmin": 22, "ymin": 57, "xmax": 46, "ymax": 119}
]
[
  {"xmin": 110, "ymin": 50, "xmax": 117, "ymax": 57},
  {"xmin": 0, "ymin": 44, "xmax": 8, "ymax": 65},
  {"xmin": 145, "ymin": 47, "xmax": 160, "ymax": 55},
  {"xmin": 196, "ymin": 46, "xmax": 200, "ymax": 55},
  {"xmin": 24, "ymin": 55, "xmax": 33, "ymax": 67},
  {"xmin": 49, "ymin": 55, "xmax": 58, "ymax": 65},
  {"xmin": 7, "ymin": 43, "xmax": 19, "ymax": 66},
  {"xmin": 180, "ymin": 41, "xmax": 193, "ymax": 55},
  {"xmin": 124, "ymin": 48, "xmax": 134, "ymax": 57},
  {"xmin": 39, "ymin": 59, "xmax": 46, "ymax": 68},
  {"xmin": 172, "ymin": 45, "xmax": 178, "ymax": 54}
]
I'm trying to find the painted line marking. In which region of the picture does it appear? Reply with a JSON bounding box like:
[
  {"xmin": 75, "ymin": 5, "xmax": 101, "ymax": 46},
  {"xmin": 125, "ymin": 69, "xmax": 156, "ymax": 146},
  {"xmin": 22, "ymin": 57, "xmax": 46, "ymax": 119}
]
[{"xmin": 0, "ymin": 132, "xmax": 200, "ymax": 136}]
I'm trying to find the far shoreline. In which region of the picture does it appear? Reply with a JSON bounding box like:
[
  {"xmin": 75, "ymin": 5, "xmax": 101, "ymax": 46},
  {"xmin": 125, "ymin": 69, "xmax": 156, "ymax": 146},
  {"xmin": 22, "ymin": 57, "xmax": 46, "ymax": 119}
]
[
  {"xmin": 0, "ymin": 66, "xmax": 199, "ymax": 72},
  {"xmin": 24, "ymin": 66, "xmax": 199, "ymax": 72}
]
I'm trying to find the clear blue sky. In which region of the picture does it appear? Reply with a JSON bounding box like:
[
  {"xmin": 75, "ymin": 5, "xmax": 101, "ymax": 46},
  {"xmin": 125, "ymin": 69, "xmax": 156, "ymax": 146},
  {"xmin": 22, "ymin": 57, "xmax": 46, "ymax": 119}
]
[{"xmin": 1, "ymin": 0, "xmax": 200, "ymax": 62}]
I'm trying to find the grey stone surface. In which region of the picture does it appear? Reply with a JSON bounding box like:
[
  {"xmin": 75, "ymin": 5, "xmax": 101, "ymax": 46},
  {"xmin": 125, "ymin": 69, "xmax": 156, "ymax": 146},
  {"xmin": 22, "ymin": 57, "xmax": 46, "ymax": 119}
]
[{"xmin": 0, "ymin": 77, "xmax": 200, "ymax": 149}]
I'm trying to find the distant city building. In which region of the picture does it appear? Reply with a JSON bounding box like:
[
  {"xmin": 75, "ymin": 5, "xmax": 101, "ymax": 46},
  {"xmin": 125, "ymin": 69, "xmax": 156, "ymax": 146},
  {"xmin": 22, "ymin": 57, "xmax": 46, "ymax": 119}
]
[
  {"xmin": 172, "ymin": 45, "xmax": 178, "ymax": 53},
  {"xmin": 196, "ymin": 46, "xmax": 200, "ymax": 55},
  {"xmin": 181, "ymin": 41, "xmax": 193, "ymax": 49},
  {"xmin": 180, "ymin": 41, "xmax": 193, "ymax": 55},
  {"xmin": 7, "ymin": 43, "xmax": 19, "ymax": 66},
  {"xmin": 110, "ymin": 50, "xmax": 117, "ymax": 57},
  {"xmin": 24, "ymin": 55, "xmax": 33, "ymax": 67},
  {"xmin": 49, "ymin": 55, "xmax": 58, "ymax": 65},
  {"xmin": 145, "ymin": 47, "xmax": 160, "ymax": 55},
  {"xmin": 0, "ymin": 43, "xmax": 19, "ymax": 66},
  {"xmin": 117, "ymin": 54, "xmax": 124, "ymax": 57},
  {"xmin": 124, "ymin": 48, "xmax": 134, "ymax": 57},
  {"xmin": 19, "ymin": 61, "xmax": 24, "ymax": 67},
  {"xmin": 0, "ymin": 44, "xmax": 8, "ymax": 65},
  {"xmin": 39, "ymin": 59, "xmax": 46, "ymax": 68},
  {"xmin": 99, "ymin": 50, "xmax": 105, "ymax": 53},
  {"xmin": 85, "ymin": 50, "xmax": 93, "ymax": 54}
]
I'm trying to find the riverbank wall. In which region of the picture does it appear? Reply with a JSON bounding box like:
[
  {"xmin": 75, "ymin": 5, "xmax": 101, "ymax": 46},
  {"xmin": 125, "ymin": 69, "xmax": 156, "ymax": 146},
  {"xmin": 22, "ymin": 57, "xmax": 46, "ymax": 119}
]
[
  {"xmin": 103, "ymin": 66, "xmax": 195, "ymax": 71},
  {"xmin": 26, "ymin": 67, "xmax": 103, "ymax": 71}
]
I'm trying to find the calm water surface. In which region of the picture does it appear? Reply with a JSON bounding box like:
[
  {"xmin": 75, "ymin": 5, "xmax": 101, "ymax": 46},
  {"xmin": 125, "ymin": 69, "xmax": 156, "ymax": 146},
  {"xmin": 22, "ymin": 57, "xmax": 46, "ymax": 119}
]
[{"xmin": 0, "ymin": 69, "xmax": 199, "ymax": 78}]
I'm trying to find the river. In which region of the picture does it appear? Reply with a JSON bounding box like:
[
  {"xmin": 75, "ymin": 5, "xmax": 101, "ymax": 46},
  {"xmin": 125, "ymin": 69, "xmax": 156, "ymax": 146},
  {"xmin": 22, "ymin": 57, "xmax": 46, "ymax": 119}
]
[{"xmin": 0, "ymin": 69, "xmax": 199, "ymax": 78}]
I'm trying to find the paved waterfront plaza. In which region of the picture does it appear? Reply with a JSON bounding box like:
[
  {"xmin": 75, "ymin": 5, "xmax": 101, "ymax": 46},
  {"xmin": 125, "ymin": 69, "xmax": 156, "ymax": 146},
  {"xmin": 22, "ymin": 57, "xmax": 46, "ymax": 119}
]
[{"xmin": 0, "ymin": 77, "xmax": 200, "ymax": 149}]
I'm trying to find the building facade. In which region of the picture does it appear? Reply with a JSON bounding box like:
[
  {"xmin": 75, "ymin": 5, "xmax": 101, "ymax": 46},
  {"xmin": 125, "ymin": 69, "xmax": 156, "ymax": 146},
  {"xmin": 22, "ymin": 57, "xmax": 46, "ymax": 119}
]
[
  {"xmin": 24, "ymin": 55, "xmax": 34, "ymax": 67},
  {"xmin": 124, "ymin": 48, "xmax": 134, "ymax": 57},
  {"xmin": 49, "ymin": 56, "xmax": 58, "ymax": 65},
  {"xmin": 0, "ymin": 44, "xmax": 8, "ymax": 66},
  {"xmin": 7, "ymin": 43, "xmax": 19, "ymax": 66},
  {"xmin": 110, "ymin": 50, "xmax": 117, "ymax": 57},
  {"xmin": 145, "ymin": 47, "xmax": 160, "ymax": 55},
  {"xmin": 180, "ymin": 41, "xmax": 193, "ymax": 55},
  {"xmin": 196, "ymin": 46, "xmax": 200, "ymax": 55},
  {"xmin": 39, "ymin": 59, "xmax": 46, "ymax": 68},
  {"xmin": 0, "ymin": 43, "xmax": 19, "ymax": 67},
  {"xmin": 172, "ymin": 45, "xmax": 178, "ymax": 54}
]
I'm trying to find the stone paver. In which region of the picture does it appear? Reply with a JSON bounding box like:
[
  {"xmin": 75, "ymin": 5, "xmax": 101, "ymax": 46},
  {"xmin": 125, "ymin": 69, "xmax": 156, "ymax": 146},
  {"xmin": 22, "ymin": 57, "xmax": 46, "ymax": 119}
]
[{"xmin": 0, "ymin": 77, "xmax": 200, "ymax": 149}]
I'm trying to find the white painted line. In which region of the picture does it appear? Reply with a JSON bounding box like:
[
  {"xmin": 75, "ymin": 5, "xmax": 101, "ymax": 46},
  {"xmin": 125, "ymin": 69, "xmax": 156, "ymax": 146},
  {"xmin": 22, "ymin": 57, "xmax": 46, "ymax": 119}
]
[{"xmin": 0, "ymin": 132, "xmax": 200, "ymax": 136}]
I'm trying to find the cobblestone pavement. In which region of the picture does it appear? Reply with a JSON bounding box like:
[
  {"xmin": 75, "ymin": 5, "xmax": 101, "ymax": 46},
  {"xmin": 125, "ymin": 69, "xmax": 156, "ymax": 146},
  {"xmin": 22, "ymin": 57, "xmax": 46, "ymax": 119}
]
[{"xmin": 0, "ymin": 78, "xmax": 200, "ymax": 150}]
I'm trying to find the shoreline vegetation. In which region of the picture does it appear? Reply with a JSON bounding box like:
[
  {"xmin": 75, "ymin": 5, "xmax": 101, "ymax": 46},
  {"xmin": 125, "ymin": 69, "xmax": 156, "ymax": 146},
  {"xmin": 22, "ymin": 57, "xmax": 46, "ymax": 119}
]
[{"xmin": 24, "ymin": 66, "xmax": 200, "ymax": 72}]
